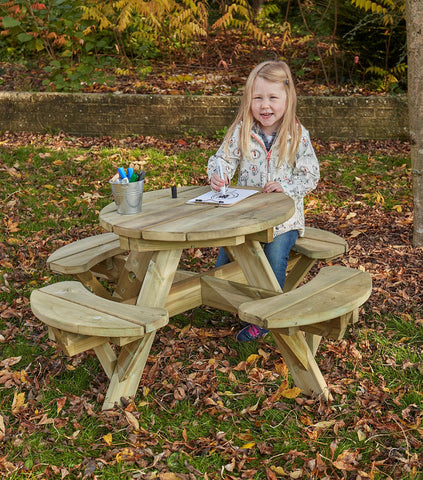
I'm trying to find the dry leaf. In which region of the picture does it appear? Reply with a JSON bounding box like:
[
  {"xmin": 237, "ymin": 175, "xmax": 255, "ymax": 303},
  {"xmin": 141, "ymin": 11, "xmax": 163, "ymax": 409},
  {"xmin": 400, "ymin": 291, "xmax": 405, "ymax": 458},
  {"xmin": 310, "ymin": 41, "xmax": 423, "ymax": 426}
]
[
  {"xmin": 270, "ymin": 465, "xmax": 287, "ymax": 475},
  {"xmin": 56, "ymin": 397, "xmax": 66, "ymax": 415},
  {"xmin": 11, "ymin": 392, "xmax": 26, "ymax": 414},
  {"xmin": 124, "ymin": 411, "xmax": 139, "ymax": 431},
  {"xmin": 0, "ymin": 415, "xmax": 5, "ymax": 442},
  {"xmin": 103, "ymin": 433, "xmax": 113, "ymax": 446},
  {"xmin": 281, "ymin": 387, "xmax": 302, "ymax": 399}
]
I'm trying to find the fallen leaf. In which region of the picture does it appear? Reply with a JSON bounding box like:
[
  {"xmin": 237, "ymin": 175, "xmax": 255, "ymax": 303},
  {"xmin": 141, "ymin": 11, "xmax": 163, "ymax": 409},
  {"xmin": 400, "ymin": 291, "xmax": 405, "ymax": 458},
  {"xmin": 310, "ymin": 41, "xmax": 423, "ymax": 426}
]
[
  {"xmin": 270, "ymin": 465, "xmax": 287, "ymax": 475},
  {"xmin": 0, "ymin": 415, "xmax": 5, "ymax": 442},
  {"xmin": 11, "ymin": 392, "xmax": 26, "ymax": 414},
  {"xmin": 124, "ymin": 411, "xmax": 139, "ymax": 431},
  {"xmin": 281, "ymin": 387, "xmax": 302, "ymax": 399},
  {"xmin": 103, "ymin": 433, "xmax": 113, "ymax": 446}
]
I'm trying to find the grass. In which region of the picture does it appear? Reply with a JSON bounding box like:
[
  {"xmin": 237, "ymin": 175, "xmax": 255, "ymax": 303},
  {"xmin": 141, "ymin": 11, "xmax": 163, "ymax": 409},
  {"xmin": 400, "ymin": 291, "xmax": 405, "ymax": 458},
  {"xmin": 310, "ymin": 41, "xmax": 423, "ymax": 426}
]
[{"xmin": 0, "ymin": 135, "xmax": 421, "ymax": 479}]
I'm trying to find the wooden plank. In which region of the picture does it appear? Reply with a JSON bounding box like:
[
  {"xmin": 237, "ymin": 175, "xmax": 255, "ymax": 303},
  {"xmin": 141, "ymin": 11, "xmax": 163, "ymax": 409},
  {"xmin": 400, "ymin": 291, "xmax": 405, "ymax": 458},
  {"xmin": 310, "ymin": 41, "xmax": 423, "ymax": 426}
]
[
  {"xmin": 75, "ymin": 271, "xmax": 115, "ymax": 301},
  {"xmin": 246, "ymin": 229, "xmax": 274, "ymax": 244},
  {"xmin": 136, "ymin": 249, "xmax": 183, "ymax": 308},
  {"xmin": 50, "ymin": 327, "xmax": 109, "ymax": 357},
  {"xmin": 283, "ymin": 255, "xmax": 316, "ymax": 292},
  {"xmin": 102, "ymin": 332, "xmax": 156, "ymax": 410},
  {"xmin": 31, "ymin": 281, "xmax": 169, "ymax": 336},
  {"xmin": 47, "ymin": 233, "xmax": 124, "ymax": 274},
  {"xmin": 123, "ymin": 235, "xmax": 246, "ymax": 252},
  {"xmin": 239, "ymin": 266, "xmax": 372, "ymax": 329},
  {"xmin": 113, "ymin": 251, "xmax": 153, "ymax": 301},
  {"xmin": 166, "ymin": 262, "xmax": 248, "ymax": 316},
  {"xmin": 230, "ymin": 240, "xmax": 282, "ymax": 292},
  {"xmin": 200, "ymin": 276, "xmax": 278, "ymax": 313},
  {"xmin": 166, "ymin": 272, "xmax": 203, "ymax": 316},
  {"xmin": 94, "ymin": 343, "xmax": 117, "ymax": 379},
  {"xmin": 293, "ymin": 227, "xmax": 348, "ymax": 259},
  {"xmin": 272, "ymin": 330, "xmax": 330, "ymax": 400}
]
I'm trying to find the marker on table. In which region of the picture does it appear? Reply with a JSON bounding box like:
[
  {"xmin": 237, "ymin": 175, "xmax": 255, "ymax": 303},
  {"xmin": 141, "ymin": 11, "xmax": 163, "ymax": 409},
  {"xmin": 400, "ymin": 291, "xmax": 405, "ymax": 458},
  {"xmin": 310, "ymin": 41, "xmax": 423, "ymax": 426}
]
[{"xmin": 215, "ymin": 157, "xmax": 226, "ymax": 195}]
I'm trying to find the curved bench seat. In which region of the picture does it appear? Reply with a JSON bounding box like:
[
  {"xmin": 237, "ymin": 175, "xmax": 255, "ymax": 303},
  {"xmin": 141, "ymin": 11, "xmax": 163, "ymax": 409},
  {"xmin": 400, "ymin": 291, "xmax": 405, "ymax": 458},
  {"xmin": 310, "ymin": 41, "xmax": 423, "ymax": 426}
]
[{"xmin": 238, "ymin": 266, "xmax": 372, "ymax": 400}]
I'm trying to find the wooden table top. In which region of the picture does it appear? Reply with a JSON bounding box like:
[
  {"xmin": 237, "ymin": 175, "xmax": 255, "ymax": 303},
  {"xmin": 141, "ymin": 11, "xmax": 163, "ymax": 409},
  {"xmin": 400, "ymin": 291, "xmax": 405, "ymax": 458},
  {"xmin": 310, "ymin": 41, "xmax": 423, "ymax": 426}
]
[{"xmin": 99, "ymin": 185, "xmax": 295, "ymax": 243}]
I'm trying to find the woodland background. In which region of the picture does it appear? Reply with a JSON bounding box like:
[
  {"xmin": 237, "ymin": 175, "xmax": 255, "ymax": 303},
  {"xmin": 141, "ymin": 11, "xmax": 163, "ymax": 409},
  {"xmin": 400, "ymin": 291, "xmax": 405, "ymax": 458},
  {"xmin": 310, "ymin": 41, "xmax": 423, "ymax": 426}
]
[{"xmin": 0, "ymin": 0, "xmax": 407, "ymax": 96}]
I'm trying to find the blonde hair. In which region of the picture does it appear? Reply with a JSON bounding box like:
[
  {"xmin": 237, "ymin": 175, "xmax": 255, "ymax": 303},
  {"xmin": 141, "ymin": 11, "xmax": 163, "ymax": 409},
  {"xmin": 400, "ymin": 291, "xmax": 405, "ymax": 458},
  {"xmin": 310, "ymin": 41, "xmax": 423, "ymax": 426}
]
[{"xmin": 224, "ymin": 61, "xmax": 300, "ymax": 167}]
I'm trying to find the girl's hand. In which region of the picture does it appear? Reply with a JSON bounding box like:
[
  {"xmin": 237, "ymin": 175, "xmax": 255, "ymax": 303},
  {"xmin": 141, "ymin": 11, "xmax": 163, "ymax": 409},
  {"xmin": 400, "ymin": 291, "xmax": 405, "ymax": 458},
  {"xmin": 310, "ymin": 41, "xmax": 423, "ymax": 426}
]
[
  {"xmin": 263, "ymin": 181, "xmax": 284, "ymax": 193},
  {"xmin": 210, "ymin": 173, "xmax": 228, "ymax": 192}
]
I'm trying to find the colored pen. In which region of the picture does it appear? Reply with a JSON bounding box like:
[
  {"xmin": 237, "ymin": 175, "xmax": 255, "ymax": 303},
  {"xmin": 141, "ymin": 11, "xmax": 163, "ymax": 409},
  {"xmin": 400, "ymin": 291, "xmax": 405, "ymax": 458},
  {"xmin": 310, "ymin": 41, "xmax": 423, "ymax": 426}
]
[
  {"xmin": 118, "ymin": 167, "xmax": 129, "ymax": 183},
  {"xmin": 215, "ymin": 158, "xmax": 226, "ymax": 195}
]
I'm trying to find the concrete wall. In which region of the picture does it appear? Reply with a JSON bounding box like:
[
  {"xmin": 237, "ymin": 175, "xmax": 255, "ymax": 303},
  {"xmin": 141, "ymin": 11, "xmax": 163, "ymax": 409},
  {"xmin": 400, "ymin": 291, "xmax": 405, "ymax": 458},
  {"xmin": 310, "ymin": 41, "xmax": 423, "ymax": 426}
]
[{"xmin": 0, "ymin": 92, "xmax": 409, "ymax": 140}]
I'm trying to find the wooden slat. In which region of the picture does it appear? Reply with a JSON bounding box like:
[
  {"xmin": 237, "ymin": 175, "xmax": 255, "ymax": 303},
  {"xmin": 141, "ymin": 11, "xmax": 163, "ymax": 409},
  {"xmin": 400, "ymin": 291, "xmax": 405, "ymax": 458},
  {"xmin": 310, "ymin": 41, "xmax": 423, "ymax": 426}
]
[
  {"xmin": 272, "ymin": 330, "xmax": 330, "ymax": 400},
  {"xmin": 166, "ymin": 262, "xmax": 247, "ymax": 316},
  {"xmin": 30, "ymin": 281, "xmax": 168, "ymax": 336},
  {"xmin": 47, "ymin": 233, "xmax": 124, "ymax": 274},
  {"xmin": 200, "ymin": 276, "xmax": 278, "ymax": 313},
  {"xmin": 122, "ymin": 235, "xmax": 246, "ymax": 252},
  {"xmin": 100, "ymin": 186, "xmax": 203, "ymax": 237},
  {"xmin": 239, "ymin": 266, "xmax": 372, "ymax": 330},
  {"xmin": 293, "ymin": 227, "xmax": 348, "ymax": 259},
  {"xmin": 50, "ymin": 327, "xmax": 109, "ymax": 357},
  {"xmin": 99, "ymin": 186, "xmax": 295, "ymax": 243},
  {"xmin": 230, "ymin": 240, "xmax": 282, "ymax": 292}
]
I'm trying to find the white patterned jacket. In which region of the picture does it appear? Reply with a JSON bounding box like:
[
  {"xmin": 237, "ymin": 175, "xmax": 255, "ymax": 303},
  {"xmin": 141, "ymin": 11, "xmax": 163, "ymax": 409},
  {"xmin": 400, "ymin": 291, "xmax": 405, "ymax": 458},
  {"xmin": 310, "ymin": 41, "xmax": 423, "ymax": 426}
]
[{"xmin": 207, "ymin": 123, "xmax": 320, "ymax": 237}]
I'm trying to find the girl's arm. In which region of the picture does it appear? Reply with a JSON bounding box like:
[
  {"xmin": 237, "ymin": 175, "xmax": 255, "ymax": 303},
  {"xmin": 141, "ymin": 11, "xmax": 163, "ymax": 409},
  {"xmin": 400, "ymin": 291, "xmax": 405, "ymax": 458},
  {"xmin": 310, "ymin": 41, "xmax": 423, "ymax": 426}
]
[
  {"xmin": 207, "ymin": 129, "xmax": 240, "ymax": 187},
  {"xmin": 276, "ymin": 127, "xmax": 320, "ymax": 198}
]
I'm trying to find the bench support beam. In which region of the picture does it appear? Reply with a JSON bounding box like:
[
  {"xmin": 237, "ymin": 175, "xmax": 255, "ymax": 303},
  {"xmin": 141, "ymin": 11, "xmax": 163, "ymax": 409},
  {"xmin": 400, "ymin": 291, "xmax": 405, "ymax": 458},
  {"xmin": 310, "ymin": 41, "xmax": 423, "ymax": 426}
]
[{"xmin": 272, "ymin": 330, "xmax": 330, "ymax": 400}]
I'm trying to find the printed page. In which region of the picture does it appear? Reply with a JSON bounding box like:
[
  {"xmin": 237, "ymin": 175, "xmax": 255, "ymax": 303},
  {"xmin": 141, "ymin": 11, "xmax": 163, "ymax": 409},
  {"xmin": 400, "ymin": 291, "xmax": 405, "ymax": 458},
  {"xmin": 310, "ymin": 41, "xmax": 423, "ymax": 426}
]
[{"xmin": 187, "ymin": 188, "xmax": 259, "ymax": 206}]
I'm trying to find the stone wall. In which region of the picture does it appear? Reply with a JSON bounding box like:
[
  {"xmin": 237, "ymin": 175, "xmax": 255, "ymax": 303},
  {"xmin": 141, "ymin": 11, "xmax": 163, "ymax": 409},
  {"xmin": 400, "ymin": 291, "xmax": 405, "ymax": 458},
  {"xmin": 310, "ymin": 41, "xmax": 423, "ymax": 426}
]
[{"xmin": 0, "ymin": 92, "xmax": 409, "ymax": 140}]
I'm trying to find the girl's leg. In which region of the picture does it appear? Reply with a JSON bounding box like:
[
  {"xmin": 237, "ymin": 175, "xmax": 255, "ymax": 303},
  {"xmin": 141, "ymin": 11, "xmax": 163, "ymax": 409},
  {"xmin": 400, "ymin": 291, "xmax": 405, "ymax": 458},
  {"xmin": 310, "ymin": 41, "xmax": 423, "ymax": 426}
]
[
  {"xmin": 215, "ymin": 247, "xmax": 230, "ymax": 268},
  {"xmin": 236, "ymin": 230, "xmax": 299, "ymax": 342},
  {"xmin": 263, "ymin": 230, "xmax": 299, "ymax": 290}
]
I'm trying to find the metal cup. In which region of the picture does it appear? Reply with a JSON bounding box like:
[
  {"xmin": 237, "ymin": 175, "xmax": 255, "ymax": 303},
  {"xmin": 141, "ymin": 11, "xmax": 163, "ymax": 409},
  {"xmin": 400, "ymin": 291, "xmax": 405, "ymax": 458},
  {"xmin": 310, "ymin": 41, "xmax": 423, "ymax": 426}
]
[{"xmin": 110, "ymin": 178, "xmax": 144, "ymax": 215}]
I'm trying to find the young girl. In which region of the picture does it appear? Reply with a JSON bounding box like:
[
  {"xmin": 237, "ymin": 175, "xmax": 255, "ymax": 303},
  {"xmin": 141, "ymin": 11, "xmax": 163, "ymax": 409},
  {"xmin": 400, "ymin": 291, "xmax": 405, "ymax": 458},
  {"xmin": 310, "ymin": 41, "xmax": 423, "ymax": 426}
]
[{"xmin": 207, "ymin": 60, "xmax": 320, "ymax": 342}]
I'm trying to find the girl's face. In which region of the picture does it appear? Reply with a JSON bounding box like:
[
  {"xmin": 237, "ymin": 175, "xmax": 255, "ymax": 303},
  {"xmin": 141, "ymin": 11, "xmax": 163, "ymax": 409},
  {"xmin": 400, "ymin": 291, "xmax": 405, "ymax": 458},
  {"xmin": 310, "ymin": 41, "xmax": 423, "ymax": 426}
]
[{"xmin": 251, "ymin": 77, "xmax": 287, "ymax": 135}]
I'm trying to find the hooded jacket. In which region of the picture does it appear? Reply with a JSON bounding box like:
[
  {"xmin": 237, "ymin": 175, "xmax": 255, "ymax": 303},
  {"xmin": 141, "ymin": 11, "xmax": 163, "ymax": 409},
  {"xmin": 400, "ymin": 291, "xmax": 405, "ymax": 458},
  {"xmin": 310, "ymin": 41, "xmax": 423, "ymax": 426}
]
[{"xmin": 207, "ymin": 123, "xmax": 320, "ymax": 237}]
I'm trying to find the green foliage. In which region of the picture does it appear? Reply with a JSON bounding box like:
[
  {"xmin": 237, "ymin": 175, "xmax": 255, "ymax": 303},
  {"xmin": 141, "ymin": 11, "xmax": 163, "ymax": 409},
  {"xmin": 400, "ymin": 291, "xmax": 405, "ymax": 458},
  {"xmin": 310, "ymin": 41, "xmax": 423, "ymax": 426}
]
[
  {"xmin": 0, "ymin": 0, "xmax": 409, "ymax": 92},
  {"xmin": 211, "ymin": 0, "xmax": 267, "ymax": 43},
  {"xmin": 41, "ymin": 56, "xmax": 115, "ymax": 92},
  {"xmin": 341, "ymin": 0, "xmax": 407, "ymax": 90},
  {"xmin": 351, "ymin": 0, "xmax": 406, "ymax": 26}
]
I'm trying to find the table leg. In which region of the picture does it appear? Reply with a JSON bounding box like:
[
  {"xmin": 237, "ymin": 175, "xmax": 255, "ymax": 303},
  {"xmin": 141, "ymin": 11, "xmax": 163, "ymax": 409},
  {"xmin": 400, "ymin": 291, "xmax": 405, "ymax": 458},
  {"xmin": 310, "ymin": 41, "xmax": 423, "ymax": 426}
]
[
  {"xmin": 232, "ymin": 240, "xmax": 329, "ymax": 398},
  {"xmin": 101, "ymin": 249, "xmax": 183, "ymax": 409},
  {"xmin": 113, "ymin": 251, "xmax": 154, "ymax": 302},
  {"xmin": 230, "ymin": 239, "xmax": 281, "ymax": 292},
  {"xmin": 283, "ymin": 255, "xmax": 316, "ymax": 292},
  {"xmin": 271, "ymin": 330, "xmax": 330, "ymax": 401}
]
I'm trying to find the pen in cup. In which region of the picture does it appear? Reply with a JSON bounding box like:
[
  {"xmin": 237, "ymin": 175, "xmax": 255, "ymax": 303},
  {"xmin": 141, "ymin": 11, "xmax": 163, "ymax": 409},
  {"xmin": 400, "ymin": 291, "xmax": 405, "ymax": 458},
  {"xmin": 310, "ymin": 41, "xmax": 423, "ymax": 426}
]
[{"xmin": 215, "ymin": 157, "xmax": 226, "ymax": 194}]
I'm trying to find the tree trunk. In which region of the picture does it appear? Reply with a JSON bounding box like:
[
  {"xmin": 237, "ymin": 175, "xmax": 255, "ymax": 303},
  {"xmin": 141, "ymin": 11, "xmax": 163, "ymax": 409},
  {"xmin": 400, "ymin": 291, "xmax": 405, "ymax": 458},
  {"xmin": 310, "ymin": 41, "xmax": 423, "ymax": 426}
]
[{"xmin": 406, "ymin": 0, "xmax": 423, "ymax": 246}]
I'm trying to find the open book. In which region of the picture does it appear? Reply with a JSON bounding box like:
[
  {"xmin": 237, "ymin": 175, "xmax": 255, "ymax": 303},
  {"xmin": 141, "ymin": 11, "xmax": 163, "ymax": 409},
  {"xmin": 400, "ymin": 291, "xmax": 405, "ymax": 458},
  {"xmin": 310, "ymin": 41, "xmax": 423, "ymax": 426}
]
[{"xmin": 187, "ymin": 188, "xmax": 259, "ymax": 206}]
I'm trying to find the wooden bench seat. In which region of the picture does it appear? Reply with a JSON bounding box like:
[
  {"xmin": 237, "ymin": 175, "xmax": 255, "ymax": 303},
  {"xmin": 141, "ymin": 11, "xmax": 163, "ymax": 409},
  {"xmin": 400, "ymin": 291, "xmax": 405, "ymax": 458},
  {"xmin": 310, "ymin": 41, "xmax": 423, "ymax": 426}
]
[
  {"xmin": 284, "ymin": 227, "xmax": 348, "ymax": 292},
  {"xmin": 47, "ymin": 233, "xmax": 126, "ymax": 300},
  {"xmin": 30, "ymin": 281, "xmax": 168, "ymax": 410},
  {"xmin": 238, "ymin": 266, "xmax": 372, "ymax": 400}
]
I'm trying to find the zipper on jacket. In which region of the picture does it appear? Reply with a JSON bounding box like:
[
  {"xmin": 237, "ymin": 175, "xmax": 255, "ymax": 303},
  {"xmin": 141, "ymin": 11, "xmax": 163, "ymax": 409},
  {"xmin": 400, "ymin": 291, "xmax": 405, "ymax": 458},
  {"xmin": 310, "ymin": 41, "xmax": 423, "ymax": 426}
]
[{"xmin": 252, "ymin": 131, "xmax": 272, "ymax": 185}]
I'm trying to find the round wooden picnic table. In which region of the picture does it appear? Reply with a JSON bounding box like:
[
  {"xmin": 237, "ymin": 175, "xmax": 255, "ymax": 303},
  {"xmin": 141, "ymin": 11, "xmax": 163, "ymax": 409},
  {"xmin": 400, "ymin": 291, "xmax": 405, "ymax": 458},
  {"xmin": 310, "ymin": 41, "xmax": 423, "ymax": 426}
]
[{"xmin": 97, "ymin": 185, "xmax": 296, "ymax": 408}]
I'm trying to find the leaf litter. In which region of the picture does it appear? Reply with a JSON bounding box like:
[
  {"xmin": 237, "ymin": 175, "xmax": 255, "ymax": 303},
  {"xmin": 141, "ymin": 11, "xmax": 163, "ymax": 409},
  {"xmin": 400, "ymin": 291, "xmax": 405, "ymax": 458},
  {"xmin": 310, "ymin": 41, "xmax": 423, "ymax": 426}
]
[{"xmin": 0, "ymin": 132, "xmax": 422, "ymax": 479}]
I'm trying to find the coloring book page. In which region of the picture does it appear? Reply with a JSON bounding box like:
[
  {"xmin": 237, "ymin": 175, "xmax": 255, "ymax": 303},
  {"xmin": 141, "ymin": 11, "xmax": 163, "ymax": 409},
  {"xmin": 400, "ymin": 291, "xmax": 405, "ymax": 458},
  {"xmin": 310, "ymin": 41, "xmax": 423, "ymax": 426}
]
[{"xmin": 187, "ymin": 188, "xmax": 259, "ymax": 206}]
